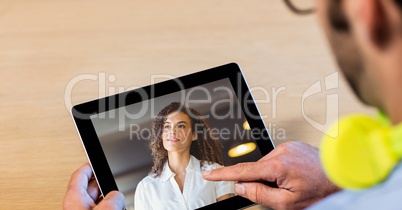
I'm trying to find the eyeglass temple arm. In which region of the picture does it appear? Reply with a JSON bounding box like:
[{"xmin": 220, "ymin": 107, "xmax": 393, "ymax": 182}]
[{"xmin": 283, "ymin": 0, "xmax": 315, "ymax": 15}]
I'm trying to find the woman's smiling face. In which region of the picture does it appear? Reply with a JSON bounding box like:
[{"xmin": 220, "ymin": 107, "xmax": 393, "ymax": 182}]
[{"xmin": 162, "ymin": 111, "xmax": 196, "ymax": 153}]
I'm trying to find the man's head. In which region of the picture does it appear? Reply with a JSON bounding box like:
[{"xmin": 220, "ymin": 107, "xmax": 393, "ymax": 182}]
[{"xmin": 313, "ymin": 0, "xmax": 402, "ymax": 123}]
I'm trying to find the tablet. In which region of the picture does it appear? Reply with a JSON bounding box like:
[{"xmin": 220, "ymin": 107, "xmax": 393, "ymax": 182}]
[{"xmin": 71, "ymin": 63, "xmax": 275, "ymax": 210}]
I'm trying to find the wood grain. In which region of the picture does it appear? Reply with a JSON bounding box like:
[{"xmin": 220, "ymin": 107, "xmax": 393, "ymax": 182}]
[{"xmin": 0, "ymin": 0, "xmax": 372, "ymax": 209}]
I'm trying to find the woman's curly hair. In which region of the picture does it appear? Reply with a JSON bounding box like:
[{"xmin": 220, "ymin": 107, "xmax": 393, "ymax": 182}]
[{"xmin": 149, "ymin": 102, "xmax": 223, "ymax": 177}]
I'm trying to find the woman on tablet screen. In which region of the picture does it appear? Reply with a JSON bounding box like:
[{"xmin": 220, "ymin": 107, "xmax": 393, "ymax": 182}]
[{"xmin": 134, "ymin": 102, "xmax": 234, "ymax": 210}]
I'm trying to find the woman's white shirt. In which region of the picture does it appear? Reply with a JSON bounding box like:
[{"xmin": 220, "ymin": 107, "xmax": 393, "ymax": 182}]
[{"xmin": 134, "ymin": 155, "xmax": 234, "ymax": 210}]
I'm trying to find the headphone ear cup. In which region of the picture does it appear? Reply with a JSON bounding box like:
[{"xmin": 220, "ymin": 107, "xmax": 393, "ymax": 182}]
[{"xmin": 320, "ymin": 115, "xmax": 399, "ymax": 189}]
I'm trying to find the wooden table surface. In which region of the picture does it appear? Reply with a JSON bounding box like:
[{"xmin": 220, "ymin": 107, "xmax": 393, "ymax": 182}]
[{"xmin": 0, "ymin": 0, "xmax": 372, "ymax": 209}]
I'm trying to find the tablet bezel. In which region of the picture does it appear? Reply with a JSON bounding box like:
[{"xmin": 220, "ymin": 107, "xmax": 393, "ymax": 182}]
[{"xmin": 71, "ymin": 63, "xmax": 275, "ymax": 209}]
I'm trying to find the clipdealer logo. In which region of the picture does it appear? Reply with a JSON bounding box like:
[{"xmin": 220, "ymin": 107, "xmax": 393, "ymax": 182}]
[
  {"xmin": 65, "ymin": 71, "xmax": 339, "ymax": 140},
  {"xmin": 302, "ymin": 72, "xmax": 339, "ymax": 138}
]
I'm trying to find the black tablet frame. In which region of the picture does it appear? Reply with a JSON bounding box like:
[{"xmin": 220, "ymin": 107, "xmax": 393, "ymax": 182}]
[{"xmin": 71, "ymin": 63, "xmax": 275, "ymax": 209}]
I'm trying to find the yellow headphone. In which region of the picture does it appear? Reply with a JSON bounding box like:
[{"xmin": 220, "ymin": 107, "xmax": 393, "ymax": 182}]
[{"xmin": 320, "ymin": 113, "xmax": 402, "ymax": 190}]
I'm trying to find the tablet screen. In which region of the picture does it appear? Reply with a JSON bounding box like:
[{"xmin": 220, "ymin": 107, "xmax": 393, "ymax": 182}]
[{"xmin": 89, "ymin": 78, "xmax": 269, "ymax": 209}]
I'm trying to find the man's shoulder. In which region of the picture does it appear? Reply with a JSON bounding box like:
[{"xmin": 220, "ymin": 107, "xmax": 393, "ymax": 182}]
[
  {"xmin": 308, "ymin": 162, "xmax": 402, "ymax": 210},
  {"xmin": 310, "ymin": 186, "xmax": 402, "ymax": 210}
]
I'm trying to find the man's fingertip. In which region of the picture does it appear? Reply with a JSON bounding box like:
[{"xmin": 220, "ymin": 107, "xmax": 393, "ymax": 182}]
[{"xmin": 235, "ymin": 183, "xmax": 245, "ymax": 196}]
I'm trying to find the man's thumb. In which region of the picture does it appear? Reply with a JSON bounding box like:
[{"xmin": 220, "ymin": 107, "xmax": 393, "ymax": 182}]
[{"xmin": 96, "ymin": 191, "xmax": 126, "ymax": 210}]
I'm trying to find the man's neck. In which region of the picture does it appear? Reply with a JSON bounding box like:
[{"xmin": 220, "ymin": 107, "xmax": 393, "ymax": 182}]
[{"xmin": 386, "ymin": 102, "xmax": 402, "ymax": 125}]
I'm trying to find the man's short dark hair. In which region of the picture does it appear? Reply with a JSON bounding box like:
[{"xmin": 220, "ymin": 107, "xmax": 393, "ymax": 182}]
[{"xmin": 397, "ymin": 0, "xmax": 402, "ymax": 8}]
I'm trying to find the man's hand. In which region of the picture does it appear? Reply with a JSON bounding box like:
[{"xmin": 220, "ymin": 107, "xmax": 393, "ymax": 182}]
[
  {"xmin": 63, "ymin": 163, "xmax": 126, "ymax": 210},
  {"xmin": 203, "ymin": 141, "xmax": 340, "ymax": 210}
]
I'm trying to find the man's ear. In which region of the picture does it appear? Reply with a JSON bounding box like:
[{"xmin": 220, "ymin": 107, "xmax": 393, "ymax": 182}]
[{"xmin": 344, "ymin": 0, "xmax": 399, "ymax": 52}]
